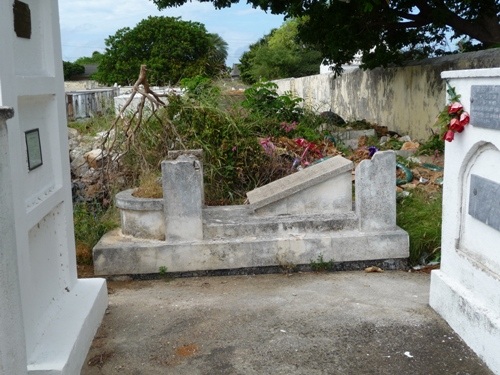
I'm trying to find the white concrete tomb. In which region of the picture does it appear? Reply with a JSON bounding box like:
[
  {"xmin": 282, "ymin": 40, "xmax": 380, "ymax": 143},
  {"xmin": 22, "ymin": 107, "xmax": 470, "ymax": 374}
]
[
  {"xmin": 0, "ymin": 1, "xmax": 107, "ymax": 373},
  {"xmin": 430, "ymin": 68, "xmax": 500, "ymax": 375}
]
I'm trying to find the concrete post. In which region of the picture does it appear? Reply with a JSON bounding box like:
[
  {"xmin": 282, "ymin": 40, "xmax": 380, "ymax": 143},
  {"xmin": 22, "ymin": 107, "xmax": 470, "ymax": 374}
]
[
  {"xmin": 161, "ymin": 154, "xmax": 204, "ymax": 241},
  {"xmin": 355, "ymin": 151, "xmax": 396, "ymax": 231},
  {"xmin": 0, "ymin": 107, "xmax": 28, "ymax": 375}
]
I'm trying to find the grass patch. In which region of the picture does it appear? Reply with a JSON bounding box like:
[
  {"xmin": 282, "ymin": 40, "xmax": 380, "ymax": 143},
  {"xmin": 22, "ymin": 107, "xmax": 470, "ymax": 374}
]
[
  {"xmin": 68, "ymin": 115, "xmax": 113, "ymax": 136},
  {"xmin": 310, "ymin": 253, "xmax": 334, "ymax": 272},
  {"xmin": 396, "ymin": 188, "xmax": 442, "ymax": 265},
  {"xmin": 73, "ymin": 201, "xmax": 119, "ymax": 264},
  {"xmin": 133, "ymin": 172, "xmax": 163, "ymax": 198}
]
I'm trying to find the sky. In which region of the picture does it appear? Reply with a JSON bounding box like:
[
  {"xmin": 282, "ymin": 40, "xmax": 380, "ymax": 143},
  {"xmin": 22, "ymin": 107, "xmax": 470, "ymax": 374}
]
[{"xmin": 58, "ymin": 0, "xmax": 286, "ymax": 67}]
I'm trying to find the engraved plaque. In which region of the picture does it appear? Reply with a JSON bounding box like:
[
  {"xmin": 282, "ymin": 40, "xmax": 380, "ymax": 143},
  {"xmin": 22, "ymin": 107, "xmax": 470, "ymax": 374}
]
[
  {"xmin": 470, "ymin": 86, "xmax": 500, "ymax": 130},
  {"xmin": 13, "ymin": 0, "xmax": 31, "ymax": 39},
  {"xmin": 469, "ymin": 174, "xmax": 500, "ymax": 232},
  {"xmin": 25, "ymin": 129, "xmax": 43, "ymax": 170}
]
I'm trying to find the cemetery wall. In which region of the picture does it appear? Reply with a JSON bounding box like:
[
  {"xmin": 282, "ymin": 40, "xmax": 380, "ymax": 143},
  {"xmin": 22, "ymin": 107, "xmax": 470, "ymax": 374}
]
[{"xmin": 274, "ymin": 49, "xmax": 500, "ymax": 141}]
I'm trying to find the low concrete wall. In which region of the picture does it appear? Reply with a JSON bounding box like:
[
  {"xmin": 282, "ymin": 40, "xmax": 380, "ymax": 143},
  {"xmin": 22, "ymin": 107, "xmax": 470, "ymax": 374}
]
[{"xmin": 274, "ymin": 49, "xmax": 500, "ymax": 141}]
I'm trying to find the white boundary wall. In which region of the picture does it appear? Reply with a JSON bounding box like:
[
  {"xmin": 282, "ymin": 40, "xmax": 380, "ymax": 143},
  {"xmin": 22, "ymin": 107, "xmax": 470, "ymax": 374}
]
[
  {"xmin": 274, "ymin": 49, "xmax": 500, "ymax": 141},
  {"xmin": 430, "ymin": 68, "xmax": 500, "ymax": 375}
]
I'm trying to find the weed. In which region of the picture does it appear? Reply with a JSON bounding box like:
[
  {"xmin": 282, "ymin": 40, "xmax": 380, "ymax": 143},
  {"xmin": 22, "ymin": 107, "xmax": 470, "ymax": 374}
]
[
  {"xmin": 242, "ymin": 82, "xmax": 304, "ymax": 123},
  {"xmin": 159, "ymin": 266, "xmax": 168, "ymax": 275},
  {"xmin": 310, "ymin": 253, "xmax": 334, "ymax": 272},
  {"xmin": 396, "ymin": 187, "xmax": 442, "ymax": 265},
  {"xmin": 381, "ymin": 137, "xmax": 403, "ymax": 150},
  {"xmin": 133, "ymin": 172, "xmax": 162, "ymax": 198},
  {"xmin": 73, "ymin": 201, "xmax": 118, "ymax": 264},
  {"xmin": 417, "ymin": 131, "xmax": 444, "ymax": 156},
  {"xmin": 68, "ymin": 115, "xmax": 112, "ymax": 136}
]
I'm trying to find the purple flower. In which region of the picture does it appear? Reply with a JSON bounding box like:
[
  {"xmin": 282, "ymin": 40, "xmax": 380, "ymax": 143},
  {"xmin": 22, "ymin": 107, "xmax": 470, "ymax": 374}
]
[{"xmin": 368, "ymin": 146, "xmax": 379, "ymax": 158}]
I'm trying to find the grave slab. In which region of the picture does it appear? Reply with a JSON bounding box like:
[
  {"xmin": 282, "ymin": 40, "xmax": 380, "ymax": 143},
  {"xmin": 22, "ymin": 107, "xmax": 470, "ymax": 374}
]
[{"xmin": 94, "ymin": 152, "xmax": 409, "ymax": 276}]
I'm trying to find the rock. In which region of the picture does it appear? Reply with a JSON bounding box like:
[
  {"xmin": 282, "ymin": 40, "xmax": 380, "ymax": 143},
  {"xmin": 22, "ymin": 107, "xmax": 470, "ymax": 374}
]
[
  {"xmin": 395, "ymin": 149, "xmax": 417, "ymax": 158},
  {"xmin": 68, "ymin": 127, "xmax": 79, "ymax": 139},
  {"xmin": 401, "ymin": 141, "xmax": 420, "ymax": 150},
  {"xmin": 320, "ymin": 111, "xmax": 346, "ymax": 126},
  {"xmin": 84, "ymin": 149, "xmax": 105, "ymax": 169},
  {"xmin": 400, "ymin": 183, "xmax": 417, "ymax": 190},
  {"xmin": 399, "ymin": 135, "xmax": 412, "ymax": 142}
]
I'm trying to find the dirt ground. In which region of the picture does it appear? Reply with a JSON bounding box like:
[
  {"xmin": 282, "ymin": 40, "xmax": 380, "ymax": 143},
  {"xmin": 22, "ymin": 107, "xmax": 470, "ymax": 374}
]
[{"xmin": 81, "ymin": 271, "xmax": 492, "ymax": 375}]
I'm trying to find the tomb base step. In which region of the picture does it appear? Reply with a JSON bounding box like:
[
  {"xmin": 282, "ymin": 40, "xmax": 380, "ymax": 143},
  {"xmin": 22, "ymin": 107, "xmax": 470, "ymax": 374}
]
[
  {"xmin": 430, "ymin": 270, "xmax": 500, "ymax": 375},
  {"xmin": 27, "ymin": 278, "xmax": 108, "ymax": 375},
  {"xmin": 93, "ymin": 228, "xmax": 408, "ymax": 276},
  {"xmin": 202, "ymin": 206, "xmax": 358, "ymax": 239}
]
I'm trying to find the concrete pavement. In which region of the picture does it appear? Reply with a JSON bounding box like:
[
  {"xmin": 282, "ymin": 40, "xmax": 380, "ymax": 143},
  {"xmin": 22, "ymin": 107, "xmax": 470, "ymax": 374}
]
[{"xmin": 81, "ymin": 271, "xmax": 493, "ymax": 375}]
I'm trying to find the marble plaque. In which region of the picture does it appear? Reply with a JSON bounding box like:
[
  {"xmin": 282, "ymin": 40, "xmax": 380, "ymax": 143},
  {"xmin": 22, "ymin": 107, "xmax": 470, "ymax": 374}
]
[
  {"xmin": 469, "ymin": 174, "xmax": 500, "ymax": 232},
  {"xmin": 470, "ymin": 85, "xmax": 500, "ymax": 130}
]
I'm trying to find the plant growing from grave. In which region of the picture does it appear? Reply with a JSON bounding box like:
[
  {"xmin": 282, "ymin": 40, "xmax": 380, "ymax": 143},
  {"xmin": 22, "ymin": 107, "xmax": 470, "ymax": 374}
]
[{"xmin": 309, "ymin": 253, "xmax": 334, "ymax": 272}]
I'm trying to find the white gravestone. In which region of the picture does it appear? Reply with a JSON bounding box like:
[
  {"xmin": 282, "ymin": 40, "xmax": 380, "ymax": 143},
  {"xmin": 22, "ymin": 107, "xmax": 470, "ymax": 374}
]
[
  {"xmin": 0, "ymin": 1, "xmax": 107, "ymax": 373},
  {"xmin": 430, "ymin": 68, "xmax": 500, "ymax": 375}
]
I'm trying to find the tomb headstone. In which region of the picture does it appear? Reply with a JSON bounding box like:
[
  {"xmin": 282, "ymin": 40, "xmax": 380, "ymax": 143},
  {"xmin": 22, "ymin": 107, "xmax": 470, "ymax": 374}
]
[
  {"xmin": 430, "ymin": 67, "xmax": 500, "ymax": 375},
  {"xmin": 0, "ymin": 1, "xmax": 107, "ymax": 373}
]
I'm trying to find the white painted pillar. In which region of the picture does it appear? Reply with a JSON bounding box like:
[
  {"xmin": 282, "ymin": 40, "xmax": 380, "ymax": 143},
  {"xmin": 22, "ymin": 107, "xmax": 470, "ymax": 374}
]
[{"xmin": 0, "ymin": 107, "xmax": 28, "ymax": 375}]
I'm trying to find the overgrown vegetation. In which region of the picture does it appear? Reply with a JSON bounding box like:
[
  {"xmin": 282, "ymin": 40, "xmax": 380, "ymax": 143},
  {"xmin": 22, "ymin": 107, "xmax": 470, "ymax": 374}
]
[
  {"xmin": 72, "ymin": 77, "xmax": 444, "ymax": 270},
  {"xmin": 396, "ymin": 188, "xmax": 442, "ymax": 266},
  {"xmin": 118, "ymin": 78, "xmax": 327, "ymax": 204},
  {"xmin": 73, "ymin": 201, "xmax": 118, "ymax": 265}
]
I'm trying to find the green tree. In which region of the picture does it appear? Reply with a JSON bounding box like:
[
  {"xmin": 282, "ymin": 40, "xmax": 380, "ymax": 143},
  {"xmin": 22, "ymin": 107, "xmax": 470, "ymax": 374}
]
[
  {"xmin": 150, "ymin": 0, "xmax": 500, "ymax": 74},
  {"xmin": 74, "ymin": 51, "xmax": 104, "ymax": 66},
  {"xmin": 93, "ymin": 16, "xmax": 228, "ymax": 85},
  {"xmin": 239, "ymin": 18, "xmax": 323, "ymax": 83},
  {"xmin": 62, "ymin": 61, "xmax": 85, "ymax": 80}
]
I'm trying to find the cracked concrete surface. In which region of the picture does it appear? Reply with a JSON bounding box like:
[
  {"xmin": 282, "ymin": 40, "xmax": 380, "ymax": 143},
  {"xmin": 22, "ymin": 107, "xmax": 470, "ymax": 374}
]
[{"xmin": 82, "ymin": 271, "xmax": 493, "ymax": 375}]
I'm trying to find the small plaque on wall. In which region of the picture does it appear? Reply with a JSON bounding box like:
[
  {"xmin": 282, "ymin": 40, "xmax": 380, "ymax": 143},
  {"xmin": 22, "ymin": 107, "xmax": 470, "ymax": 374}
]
[
  {"xmin": 25, "ymin": 129, "xmax": 43, "ymax": 171},
  {"xmin": 470, "ymin": 85, "xmax": 500, "ymax": 130},
  {"xmin": 469, "ymin": 174, "xmax": 500, "ymax": 232}
]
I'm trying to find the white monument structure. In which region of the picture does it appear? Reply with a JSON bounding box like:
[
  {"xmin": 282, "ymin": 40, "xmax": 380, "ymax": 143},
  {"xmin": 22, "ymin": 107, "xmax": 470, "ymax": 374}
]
[
  {"xmin": 0, "ymin": 1, "xmax": 107, "ymax": 373},
  {"xmin": 430, "ymin": 68, "xmax": 500, "ymax": 374}
]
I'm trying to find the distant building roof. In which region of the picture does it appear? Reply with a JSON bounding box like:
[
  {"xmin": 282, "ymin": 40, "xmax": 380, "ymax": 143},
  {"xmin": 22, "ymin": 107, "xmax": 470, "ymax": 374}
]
[{"xmin": 230, "ymin": 64, "xmax": 241, "ymax": 78}]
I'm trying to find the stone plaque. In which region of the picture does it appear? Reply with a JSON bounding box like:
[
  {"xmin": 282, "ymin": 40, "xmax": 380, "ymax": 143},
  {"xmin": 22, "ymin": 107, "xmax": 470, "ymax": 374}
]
[
  {"xmin": 469, "ymin": 174, "xmax": 500, "ymax": 232},
  {"xmin": 25, "ymin": 129, "xmax": 43, "ymax": 170},
  {"xmin": 470, "ymin": 85, "xmax": 500, "ymax": 130},
  {"xmin": 13, "ymin": 0, "xmax": 31, "ymax": 39}
]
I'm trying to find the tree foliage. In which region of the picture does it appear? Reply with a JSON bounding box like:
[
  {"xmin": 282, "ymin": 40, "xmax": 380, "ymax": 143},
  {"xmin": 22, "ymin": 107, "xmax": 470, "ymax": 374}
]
[
  {"xmin": 93, "ymin": 16, "xmax": 228, "ymax": 85},
  {"xmin": 150, "ymin": 0, "xmax": 500, "ymax": 73},
  {"xmin": 239, "ymin": 18, "xmax": 323, "ymax": 83},
  {"xmin": 63, "ymin": 61, "xmax": 85, "ymax": 80},
  {"xmin": 74, "ymin": 51, "xmax": 104, "ymax": 66}
]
